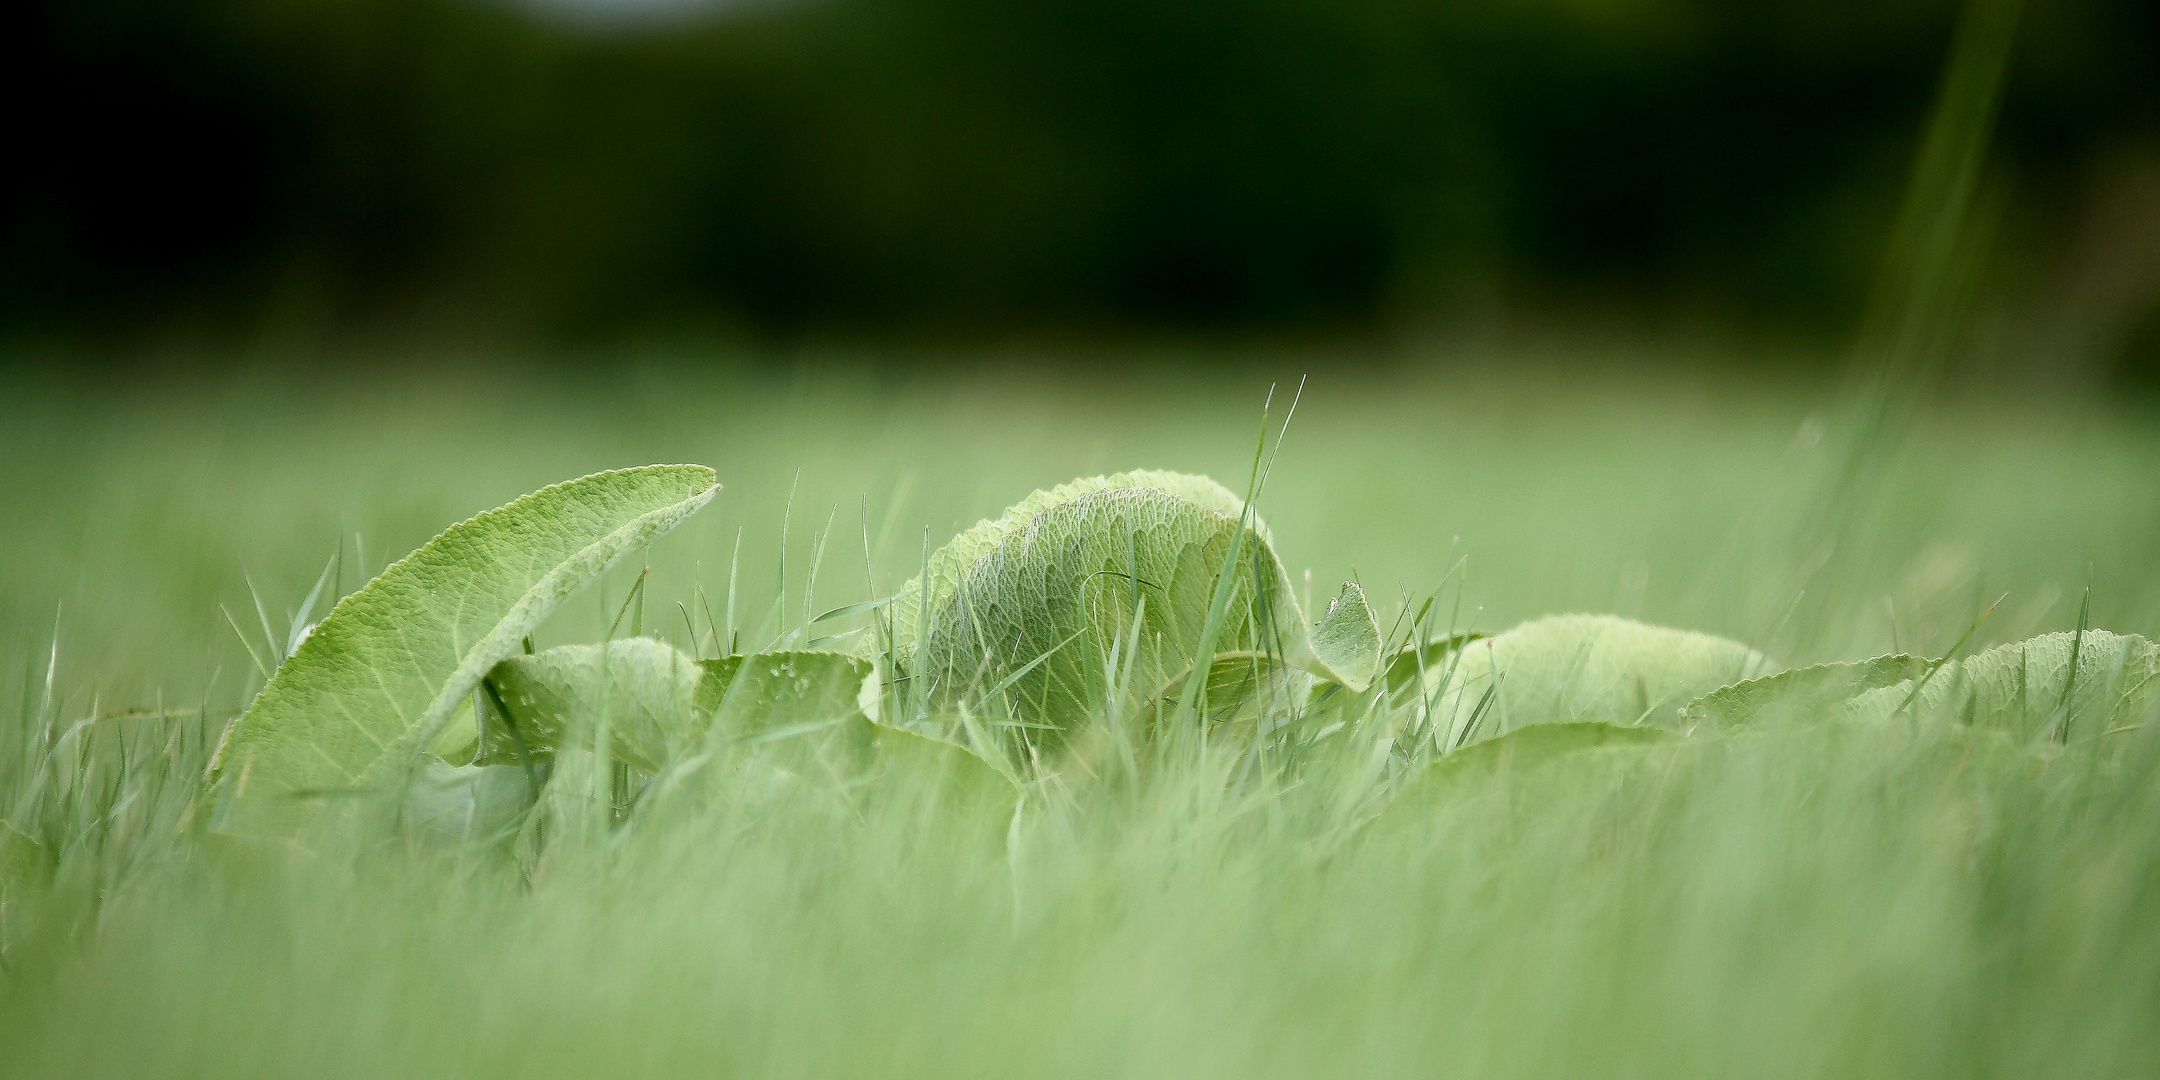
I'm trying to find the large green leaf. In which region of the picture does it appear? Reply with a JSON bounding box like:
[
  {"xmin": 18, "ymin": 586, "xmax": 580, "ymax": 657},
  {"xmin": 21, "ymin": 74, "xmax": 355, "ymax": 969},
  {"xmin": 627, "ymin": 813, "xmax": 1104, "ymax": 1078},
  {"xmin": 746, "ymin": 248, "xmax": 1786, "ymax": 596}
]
[
  {"xmin": 1845, "ymin": 630, "xmax": 2159, "ymax": 743},
  {"xmin": 1681, "ymin": 655, "xmax": 1927, "ymax": 730},
  {"xmin": 210, "ymin": 465, "xmax": 719, "ymax": 838},
  {"xmin": 1424, "ymin": 614, "xmax": 1775, "ymax": 746},
  {"xmin": 879, "ymin": 471, "xmax": 1299, "ymax": 748}
]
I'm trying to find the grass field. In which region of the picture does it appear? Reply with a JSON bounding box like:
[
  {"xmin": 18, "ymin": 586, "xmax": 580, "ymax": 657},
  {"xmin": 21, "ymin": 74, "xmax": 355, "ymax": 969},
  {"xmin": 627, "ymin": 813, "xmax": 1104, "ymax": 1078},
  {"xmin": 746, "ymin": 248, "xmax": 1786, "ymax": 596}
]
[{"xmin": 3, "ymin": 352, "xmax": 2159, "ymax": 1078}]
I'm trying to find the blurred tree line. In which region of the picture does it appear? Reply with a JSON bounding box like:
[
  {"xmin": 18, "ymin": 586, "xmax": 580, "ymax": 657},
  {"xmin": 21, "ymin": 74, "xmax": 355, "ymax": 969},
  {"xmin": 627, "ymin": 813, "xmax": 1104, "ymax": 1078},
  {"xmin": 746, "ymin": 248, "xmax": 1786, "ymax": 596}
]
[{"xmin": 8, "ymin": 0, "xmax": 2160, "ymax": 374}]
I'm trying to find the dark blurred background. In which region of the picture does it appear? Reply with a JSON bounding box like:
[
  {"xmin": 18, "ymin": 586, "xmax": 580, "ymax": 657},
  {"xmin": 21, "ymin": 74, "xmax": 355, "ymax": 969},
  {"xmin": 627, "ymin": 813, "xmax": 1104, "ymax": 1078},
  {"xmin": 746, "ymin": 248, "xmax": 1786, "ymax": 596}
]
[{"xmin": 9, "ymin": 0, "xmax": 2160, "ymax": 382}]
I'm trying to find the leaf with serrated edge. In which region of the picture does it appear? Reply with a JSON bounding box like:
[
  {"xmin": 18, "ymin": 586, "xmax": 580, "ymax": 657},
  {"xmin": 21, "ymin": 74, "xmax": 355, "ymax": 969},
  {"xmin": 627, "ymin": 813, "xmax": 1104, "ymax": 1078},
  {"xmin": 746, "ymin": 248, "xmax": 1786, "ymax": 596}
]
[
  {"xmin": 1682, "ymin": 655, "xmax": 1926, "ymax": 729},
  {"xmin": 1844, "ymin": 630, "xmax": 2158, "ymax": 742},
  {"xmin": 211, "ymin": 465, "xmax": 719, "ymax": 839}
]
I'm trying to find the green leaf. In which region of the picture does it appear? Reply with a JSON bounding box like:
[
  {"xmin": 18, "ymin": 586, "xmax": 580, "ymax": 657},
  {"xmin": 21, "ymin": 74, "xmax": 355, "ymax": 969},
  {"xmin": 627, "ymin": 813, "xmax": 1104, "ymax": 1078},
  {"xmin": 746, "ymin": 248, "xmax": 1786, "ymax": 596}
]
[
  {"xmin": 428, "ymin": 695, "xmax": 481, "ymax": 764},
  {"xmin": 1682, "ymin": 655, "xmax": 1928, "ymax": 729},
  {"xmin": 691, "ymin": 655, "xmax": 744, "ymax": 719},
  {"xmin": 211, "ymin": 465, "xmax": 720, "ymax": 839},
  {"xmin": 1306, "ymin": 581, "xmax": 1381, "ymax": 691},
  {"xmin": 482, "ymin": 639, "xmax": 708, "ymax": 774},
  {"xmin": 1845, "ymin": 630, "xmax": 2159, "ymax": 743},
  {"xmin": 707, "ymin": 651, "xmax": 881, "ymax": 779},
  {"xmin": 1425, "ymin": 614, "xmax": 1775, "ymax": 744},
  {"xmin": 881, "ymin": 471, "xmax": 1299, "ymax": 748}
]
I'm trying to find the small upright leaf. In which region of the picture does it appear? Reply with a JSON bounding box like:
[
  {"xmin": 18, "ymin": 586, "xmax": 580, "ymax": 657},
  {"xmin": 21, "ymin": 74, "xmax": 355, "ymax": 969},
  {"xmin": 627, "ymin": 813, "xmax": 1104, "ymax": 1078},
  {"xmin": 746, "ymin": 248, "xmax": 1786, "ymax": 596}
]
[
  {"xmin": 1307, "ymin": 581, "xmax": 1382, "ymax": 691},
  {"xmin": 1682, "ymin": 655, "xmax": 1928, "ymax": 729},
  {"xmin": 1425, "ymin": 614, "xmax": 1775, "ymax": 744},
  {"xmin": 211, "ymin": 465, "xmax": 719, "ymax": 839}
]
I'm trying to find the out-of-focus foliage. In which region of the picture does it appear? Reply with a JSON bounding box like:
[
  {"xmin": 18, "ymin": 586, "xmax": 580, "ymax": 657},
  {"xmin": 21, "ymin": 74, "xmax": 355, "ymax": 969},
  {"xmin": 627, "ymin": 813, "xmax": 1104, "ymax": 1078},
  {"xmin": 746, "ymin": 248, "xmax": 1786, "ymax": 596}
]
[{"xmin": 9, "ymin": 0, "xmax": 2159, "ymax": 364}]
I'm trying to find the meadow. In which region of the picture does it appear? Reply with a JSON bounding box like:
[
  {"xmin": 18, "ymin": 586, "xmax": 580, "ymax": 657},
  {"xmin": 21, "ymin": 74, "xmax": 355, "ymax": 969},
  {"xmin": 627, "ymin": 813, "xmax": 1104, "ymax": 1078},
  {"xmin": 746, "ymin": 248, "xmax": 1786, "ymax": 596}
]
[{"xmin": 3, "ymin": 352, "xmax": 2158, "ymax": 1078}]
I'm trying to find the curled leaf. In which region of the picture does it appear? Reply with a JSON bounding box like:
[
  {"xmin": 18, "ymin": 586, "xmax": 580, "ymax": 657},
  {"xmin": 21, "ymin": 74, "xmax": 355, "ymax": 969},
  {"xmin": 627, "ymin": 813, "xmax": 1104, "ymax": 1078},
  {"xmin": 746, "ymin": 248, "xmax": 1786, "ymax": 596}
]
[
  {"xmin": 881, "ymin": 471, "xmax": 1299, "ymax": 748},
  {"xmin": 211, "ymin": 465, "xmax": 719, "ymax": 839},
  {"xmin": 398, "ymin": 763, "xmax": 535, "ymax": 848},
  {"xmin": 865, "ymin": 726, "xmax": 1020, "ymax": 837}
]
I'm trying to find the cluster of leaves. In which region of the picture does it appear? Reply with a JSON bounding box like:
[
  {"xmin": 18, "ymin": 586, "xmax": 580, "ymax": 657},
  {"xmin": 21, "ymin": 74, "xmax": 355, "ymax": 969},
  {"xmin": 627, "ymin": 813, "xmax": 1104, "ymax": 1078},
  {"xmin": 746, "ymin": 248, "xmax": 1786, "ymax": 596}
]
[{"xmin": 175, "ymin": 466, "xmax": 2157, "ymax": 870}]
